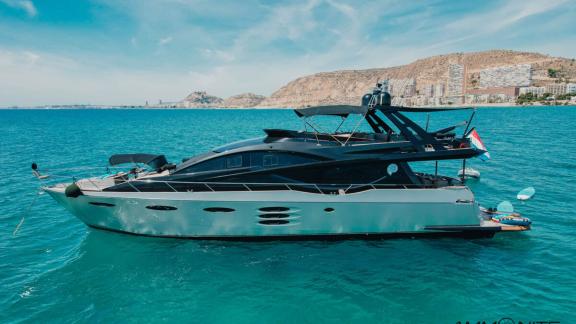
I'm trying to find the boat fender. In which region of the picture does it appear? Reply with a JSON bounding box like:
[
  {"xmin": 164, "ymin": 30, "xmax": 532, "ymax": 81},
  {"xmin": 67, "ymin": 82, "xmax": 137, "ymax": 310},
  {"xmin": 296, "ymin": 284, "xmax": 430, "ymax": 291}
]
[{"xmin": 65, "ymin": 183, "xmax": 84, "ymax": 198}]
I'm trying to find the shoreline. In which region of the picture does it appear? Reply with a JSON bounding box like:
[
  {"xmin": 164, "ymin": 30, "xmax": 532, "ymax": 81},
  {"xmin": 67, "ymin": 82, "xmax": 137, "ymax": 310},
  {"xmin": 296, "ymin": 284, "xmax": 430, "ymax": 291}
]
[{"xmin": 1, "ymin": 104, "xmax": 575, "ymax": 110}]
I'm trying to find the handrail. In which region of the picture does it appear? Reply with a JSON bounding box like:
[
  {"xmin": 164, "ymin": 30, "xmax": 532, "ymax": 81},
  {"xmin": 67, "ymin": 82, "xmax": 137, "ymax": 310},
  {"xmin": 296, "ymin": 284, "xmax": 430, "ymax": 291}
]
[
  {"xmin": 42, "ymin": 168, "xmax": 463, "ymax": 194},
  {"xmin": 73, "ymin": 177, "xmax": 460, "ymax": 194},
  {"xmin": 129, "ymin": 178, "xmax": 439, "ymax": 187},
  {"xmin": 164, "ymin": 181, "xmax": 178, "ymax": 192},
  {"xmin": 125, "ymin": 181, "xmax": 141, "ymax": 192}
]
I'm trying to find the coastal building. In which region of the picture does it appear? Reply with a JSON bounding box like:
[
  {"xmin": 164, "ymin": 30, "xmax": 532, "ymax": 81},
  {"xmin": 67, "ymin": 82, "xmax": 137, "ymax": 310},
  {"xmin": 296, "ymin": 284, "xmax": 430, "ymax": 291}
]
[
  {"xmin": 448, "ymin": 64, "xmax": 464, "ymax": 97},
  {"xmin": 545, "ymin": 83, "xmax": 567, "ymax": 95},
  {"xmin": 445, "ymin": 96, "xmax": 463, "ymax": 105},
  {"xmin": 391, "ymin": 96, "xmax": 402, "ymax": 106},
  {"xmin": 479, "ymin": 64, "xmax": 531, "ymax": 88},
  {"xmin": 434, "ymin": 83, "xmax": 445, "ymax": 98},
  {"xmin": 392, "ymin": 96, "xmax": 415, "ymax": 107},
  {"xmin": 519, "ymin": 86, "xmax": 546, "ymax": 97},
  {"xmin": 413, "ymin": 96, "xmax": 430, "ymax": 107},
  {"xmin": 466, "ymin": 93, "xmax": 516, "ymax": 104},
  {"xmin": 389, "ymin": 79, "xmax": 416, "ymax": 98},
  {"xmin": 465, "ymin": 95, "xmax": 477, "ymax": 104},
  {"xmin": 466, "ymin": 87, "xmax": 520, "ymax": 97},
  {"xmin": 422, "ymin": 84, "xmax": 434, "ymax": 98},
  {"xmin": 566, "ymin": 83, "xmax": 576, "ymax": 94},
  {"xmin": 158, "ymin": 101, "xmax": 180, "ymax": 108},
  {"xmin": 432, "ymin": 97, "xmax": 443, "ymax": 106},
  {"xmin": 404, "ymin": 83, "xmax": 416, "ymax": 97}
]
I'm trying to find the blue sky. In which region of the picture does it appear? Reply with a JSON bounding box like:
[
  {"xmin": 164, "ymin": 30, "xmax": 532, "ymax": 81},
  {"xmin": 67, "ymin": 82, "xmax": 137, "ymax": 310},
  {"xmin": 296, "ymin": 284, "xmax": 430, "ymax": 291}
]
[{"xmin": 0, "ymin": 0, "xmax": 575, "ymax": 106}]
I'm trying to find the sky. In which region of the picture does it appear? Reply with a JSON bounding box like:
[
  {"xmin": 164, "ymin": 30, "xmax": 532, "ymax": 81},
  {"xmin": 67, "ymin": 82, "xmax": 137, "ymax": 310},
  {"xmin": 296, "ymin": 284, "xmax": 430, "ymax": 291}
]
[{"xmin": 0, "ymin": 0, "xmax": 575, "ymax": 106}]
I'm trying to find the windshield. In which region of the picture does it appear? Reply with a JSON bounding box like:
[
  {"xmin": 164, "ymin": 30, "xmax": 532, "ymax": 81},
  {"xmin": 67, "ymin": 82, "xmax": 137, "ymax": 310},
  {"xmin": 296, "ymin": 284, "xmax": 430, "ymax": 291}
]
[{"xmin": 212, "ymin": 137, "xmax": 266, "ymax": 153}]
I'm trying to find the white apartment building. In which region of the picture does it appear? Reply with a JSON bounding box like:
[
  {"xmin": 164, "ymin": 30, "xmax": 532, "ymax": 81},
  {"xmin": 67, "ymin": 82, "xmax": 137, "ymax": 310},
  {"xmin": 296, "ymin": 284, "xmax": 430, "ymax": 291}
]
[
  {"xmin": 389, "ymin": 79, "xmax": 416, "ymax": 98},
  {"xmin": 519, "ymin": 86, "xmax": 546, "ymax": 97},
  {"xmin": 422, "ymin": 84, "xmax": 434, "ymax": 98},
  {"xmin": 479, "ymin": 64, "xmax": 532, "ymax": 88},
  {"xmin": 448, "ymin": 64, "xmax": 464, "ymax": 96},
  {"xmin": 545, "ymin": 83, "xmax": 567, "ymax": 95},
  {"xmin": 434, "ymin": 83, "xmax": 445, "ymax": 98}
]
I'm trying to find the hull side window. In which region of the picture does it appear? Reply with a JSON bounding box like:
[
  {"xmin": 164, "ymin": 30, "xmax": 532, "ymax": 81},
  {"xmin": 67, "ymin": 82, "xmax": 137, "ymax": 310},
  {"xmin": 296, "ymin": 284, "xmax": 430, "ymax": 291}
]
[{"xmin": 146, "ymin": 205, "xmax": 177, "ymax": 211}]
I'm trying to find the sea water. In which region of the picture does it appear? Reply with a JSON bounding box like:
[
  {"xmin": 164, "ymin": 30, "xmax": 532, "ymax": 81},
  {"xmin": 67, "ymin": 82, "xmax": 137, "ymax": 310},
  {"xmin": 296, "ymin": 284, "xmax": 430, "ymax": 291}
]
[{"xmin": 0, "ymin": 107, "xmax": 574, "ymax": 323}]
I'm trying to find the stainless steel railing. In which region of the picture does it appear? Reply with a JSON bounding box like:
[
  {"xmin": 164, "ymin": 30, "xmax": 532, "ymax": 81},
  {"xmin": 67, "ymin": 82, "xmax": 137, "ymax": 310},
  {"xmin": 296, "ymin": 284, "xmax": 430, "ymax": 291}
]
[
  {"xmin": 75, "ymin": 177, "xmax": 462, "ymax": 194},
  {"xmin": 39, "ymin": 167, "xmax": 463, "ymax": 194}
]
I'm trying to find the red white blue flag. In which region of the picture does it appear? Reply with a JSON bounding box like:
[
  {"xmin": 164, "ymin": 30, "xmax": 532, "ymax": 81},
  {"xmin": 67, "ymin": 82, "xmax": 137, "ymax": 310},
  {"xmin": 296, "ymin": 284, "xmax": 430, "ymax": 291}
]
[{"xmin": 466, "ymin": 128, "xmax": 490, "ymax": 161}]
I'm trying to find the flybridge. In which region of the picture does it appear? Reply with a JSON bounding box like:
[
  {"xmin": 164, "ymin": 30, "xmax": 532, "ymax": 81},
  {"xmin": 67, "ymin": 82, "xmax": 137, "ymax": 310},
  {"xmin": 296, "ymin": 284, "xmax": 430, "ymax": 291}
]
[{"xmin": 291, "ymin": 81, "xmax": 482, "ymax": 159}]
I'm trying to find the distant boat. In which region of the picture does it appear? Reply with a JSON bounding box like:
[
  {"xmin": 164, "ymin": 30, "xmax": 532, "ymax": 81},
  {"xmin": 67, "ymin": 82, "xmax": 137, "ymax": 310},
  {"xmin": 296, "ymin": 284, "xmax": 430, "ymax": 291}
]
[
  {"xmin": 458, "ymin": 167, "xmax": 480, "ymax": 179},
  {"xmin": 517, "ymin": 187, "xmax": 536, "ymax": 201}
]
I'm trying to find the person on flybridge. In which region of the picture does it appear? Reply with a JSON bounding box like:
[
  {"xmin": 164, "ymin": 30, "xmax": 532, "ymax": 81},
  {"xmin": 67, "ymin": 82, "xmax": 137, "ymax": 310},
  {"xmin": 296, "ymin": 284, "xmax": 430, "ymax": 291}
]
[
  {"xmin": 364, "ymin": 80, "xmax": 391, "ymax": 108},
  {"xmin": 376, "ymin": 80, "xmax": 389, "ymax": 93}
]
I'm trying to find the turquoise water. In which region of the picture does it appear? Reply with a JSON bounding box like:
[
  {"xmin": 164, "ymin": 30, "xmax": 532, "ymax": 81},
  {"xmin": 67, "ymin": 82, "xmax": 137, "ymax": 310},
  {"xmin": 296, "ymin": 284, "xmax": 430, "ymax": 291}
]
[{"xmin": 1, "ymin": 107, "xmax": 575, "ymax": 323}]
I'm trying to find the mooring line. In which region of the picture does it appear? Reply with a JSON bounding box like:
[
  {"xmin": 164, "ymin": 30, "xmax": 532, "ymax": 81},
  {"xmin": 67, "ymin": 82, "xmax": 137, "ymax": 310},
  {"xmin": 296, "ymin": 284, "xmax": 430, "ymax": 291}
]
[{"xmin": 13, "ymin": 190, "xmax": 42, "ymax": 237}]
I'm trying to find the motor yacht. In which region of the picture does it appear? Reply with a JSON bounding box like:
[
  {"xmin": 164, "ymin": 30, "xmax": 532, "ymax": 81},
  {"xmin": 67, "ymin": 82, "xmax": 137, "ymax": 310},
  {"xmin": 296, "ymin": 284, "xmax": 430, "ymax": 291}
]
[{"xmin": 39, "ymin": 82, "xmax": 531, "ymax": 239}]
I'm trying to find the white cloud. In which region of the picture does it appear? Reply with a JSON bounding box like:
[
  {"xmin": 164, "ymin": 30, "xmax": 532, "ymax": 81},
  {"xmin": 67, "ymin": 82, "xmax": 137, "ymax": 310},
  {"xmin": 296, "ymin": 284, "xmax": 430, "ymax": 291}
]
[
  {"xmin": 443, "ymin": 0, "xmax": 569, "ymax": 42},
  {"xmin": 0, "ymin": 49, "xmax": 312, "ymax": 106},
  {"xmin": 0, "ymin": 49, "xmax": 41, "ymax": 67},
  {"xmin": 23, "ymin": 51, "xmax": 40, "ymax": 64},
  {"xmin": 326, "ymin": 0, "xmax": 356, "ymax": 19},
  {"xmin": 201, "ymin": 49, "xmax": 235, "ymax": 63},
  {"xmin": 158, "ymin": 36, "xmax": 173, "ymax": 46},
  {"xmin": 233, "ymin": 0, "xmax": 321, "ymax": 52},
  {"xmin": 1, "ymin": 0, "xmax": 37, "ymax": 17}
]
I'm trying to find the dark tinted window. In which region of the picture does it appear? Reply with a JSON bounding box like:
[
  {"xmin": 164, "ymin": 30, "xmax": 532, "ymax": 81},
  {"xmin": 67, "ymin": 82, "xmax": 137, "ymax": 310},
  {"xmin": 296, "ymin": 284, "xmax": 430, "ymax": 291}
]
[
  {"xmin": 249, "ymin": 152, "xmax": 321, "ymax": 168},
  {"xmin": 178, "ymin": 151, "xmax": 323, "ymax": 174},
  {"xmin": 179, "ymin": 153, "xmax": 245, "ymax": 173},
  {"xmin": 263, "ymin": 154, "xmax": 279, "ymax": 167},
  {"xmin": 226, "ymin": 155, "xmax": 243, "ymax": 168},
  {"xmin": 275, "ymin": 161, "xmax": 413, "ymax": 184}
]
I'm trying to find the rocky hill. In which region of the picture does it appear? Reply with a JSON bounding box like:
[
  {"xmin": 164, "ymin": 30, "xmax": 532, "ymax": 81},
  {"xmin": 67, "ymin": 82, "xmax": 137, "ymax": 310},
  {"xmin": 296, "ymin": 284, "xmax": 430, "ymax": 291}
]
[
  {"xmin": 256, "ymin": 50, "xmax": 576, "ymax": 108},
  {"xmin": 222, "ymin": 93, "xmax": 266, "ymax": 108},
  {"xmin": 177, "ymin": 50, "xmax": 576, "ymax": 108},
  {"xmin": 178, "ymin": 91, "xmax": 267, "ymax": 108},
  {"xmin": 179, "ymin": 91, "xmax": 224, "ymax": 108}
]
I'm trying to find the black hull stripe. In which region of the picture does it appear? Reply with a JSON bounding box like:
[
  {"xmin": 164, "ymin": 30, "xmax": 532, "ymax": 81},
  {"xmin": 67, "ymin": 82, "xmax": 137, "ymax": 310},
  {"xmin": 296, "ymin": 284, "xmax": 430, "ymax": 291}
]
[{"xmin": 87, "ymin": 224, "xmax": 496, "ymax": 241}]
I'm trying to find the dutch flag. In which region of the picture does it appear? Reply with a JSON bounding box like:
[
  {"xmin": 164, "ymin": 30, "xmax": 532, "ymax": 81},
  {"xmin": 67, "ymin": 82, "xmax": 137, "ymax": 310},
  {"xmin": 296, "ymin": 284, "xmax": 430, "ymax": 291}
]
[{"xmin": 466, "ymin": 128, "xmax": 491, "ymax": 161}]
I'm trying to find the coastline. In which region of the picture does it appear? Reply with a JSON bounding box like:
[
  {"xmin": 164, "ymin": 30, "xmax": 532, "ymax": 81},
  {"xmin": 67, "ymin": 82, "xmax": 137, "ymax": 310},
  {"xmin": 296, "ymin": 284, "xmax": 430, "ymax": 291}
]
[{"xmin": 1, "ymin": 103, "xmax": 575, "ymax": 110}]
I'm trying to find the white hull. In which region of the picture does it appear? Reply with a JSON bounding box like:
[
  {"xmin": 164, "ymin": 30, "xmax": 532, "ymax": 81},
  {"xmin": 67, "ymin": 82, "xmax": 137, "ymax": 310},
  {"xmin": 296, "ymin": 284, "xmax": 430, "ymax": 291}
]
[{"xmin": 44, "ymin": 185, "xmax": 496, "ymax": 239}]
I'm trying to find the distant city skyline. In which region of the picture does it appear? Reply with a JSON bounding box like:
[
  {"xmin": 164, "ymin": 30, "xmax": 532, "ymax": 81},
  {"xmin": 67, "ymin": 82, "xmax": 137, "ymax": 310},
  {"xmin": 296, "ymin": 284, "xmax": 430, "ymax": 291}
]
[{"xmin": 1, "ymin": 0, "xmax": 575, "ymax": 106}]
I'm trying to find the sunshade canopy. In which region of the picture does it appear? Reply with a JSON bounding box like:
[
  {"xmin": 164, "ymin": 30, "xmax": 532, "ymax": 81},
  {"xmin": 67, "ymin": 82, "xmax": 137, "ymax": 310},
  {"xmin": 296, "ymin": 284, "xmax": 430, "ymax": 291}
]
[
  {"xmin": 380, "ymin": 106, "xmax": 474, "ymax": 113},
  {"xmin": 294, "ymin": 104, "xmax": 473, "ymax": 118},
  {"xmin": 109, "ymin": 154, "xmax": 168, "ymax": 170},
  {"xmin": 294, "ymin": 105, "xmax": 369, "ymax": 118}
]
